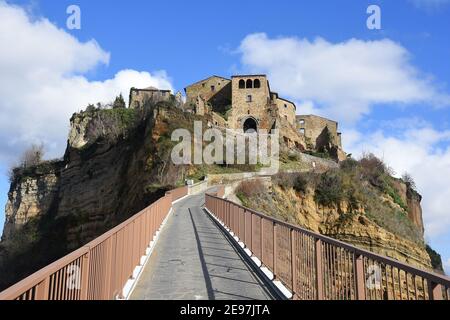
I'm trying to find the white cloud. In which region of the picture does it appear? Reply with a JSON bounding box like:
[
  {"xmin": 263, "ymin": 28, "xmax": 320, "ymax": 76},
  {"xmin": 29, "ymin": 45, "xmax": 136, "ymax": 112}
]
[
  {"xmin": 445, "ymin": 258, "xmax": 450, "ymax": 274},
  {"xmin": 238, "ymin": 33, "xmax": 450, "ymax": 123},
  {"xmin": 344, "ymin": 123, "xmax": 450, "ymax": 238},
  {"xmin": 0, "ymin": 2, "xmax": 173, "ymax": 164}
]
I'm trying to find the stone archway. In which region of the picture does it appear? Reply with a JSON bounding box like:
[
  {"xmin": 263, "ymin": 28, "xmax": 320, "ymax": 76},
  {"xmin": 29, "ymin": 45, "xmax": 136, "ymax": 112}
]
[{"xmin": 243, "ymin": 117, "xmax": 258, "ymax": 133}]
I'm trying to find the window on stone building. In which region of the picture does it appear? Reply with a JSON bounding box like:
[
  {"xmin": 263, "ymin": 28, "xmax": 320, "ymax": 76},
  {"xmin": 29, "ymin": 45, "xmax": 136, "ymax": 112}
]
[
  {"xmin": 211, "ymin": 85, "xmax": 215, "ymax": 92},
  {"xmin": 299, "ymin": 128, "xmax": 305, "ymax": 135},
  {"xmin": 284, "ymin": 104, "xmax": 288, "ymax": 108},
  {"xmin": 202, "ymin": 83, "xmax": 205, "ymax": 87},
  {"xmin": 239, "ymin": 80, "xmax": 245, "ymax": 89},
  {"xmin": 247, "ymin": 95, "xmax": 252, "ymax": 102},
  {"xmin": 299, "ymin": 119, "xmax": 305, "ymax": 125},
  {"xmin": 254, "ymin": 79, "xmax": 261, "ymax": 88},
  {"xmin": 246, "ymin": 79, "xmax": 253, "ymax": 89}
]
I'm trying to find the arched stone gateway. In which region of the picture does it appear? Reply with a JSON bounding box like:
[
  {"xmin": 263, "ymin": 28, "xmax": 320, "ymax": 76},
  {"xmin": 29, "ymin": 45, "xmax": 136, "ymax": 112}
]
[{"xmin": 243, "ymin": 117, "xmax": 258, "ymax": 133}]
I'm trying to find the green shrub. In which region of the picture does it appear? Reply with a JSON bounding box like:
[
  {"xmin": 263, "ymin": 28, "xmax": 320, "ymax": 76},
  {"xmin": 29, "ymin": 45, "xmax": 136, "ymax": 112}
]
[
  {"xmin": 293, "ymin": 174, "xmax": 308, "ymax": 194},
  {"xmin": 314, "ymin": 172, "xmax": 345, "ymax": 207},
  {"xmin": 236, "ymin": 180, "xmax": 266, "ymax": 200},
  {"xmin": 358, "ymin": 153, "xmax": 395, "ymax": 188},
  {"xmin": 384, "ymin": 182, "xmax": 408, "ymax": 211},
  {"xmin": 339, "ymin": 158, "xmax": 359, "ymax": 172}
]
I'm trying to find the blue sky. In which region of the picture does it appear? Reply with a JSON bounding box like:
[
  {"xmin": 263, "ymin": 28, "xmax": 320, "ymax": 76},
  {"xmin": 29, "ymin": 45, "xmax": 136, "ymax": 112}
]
[{"xmin": 0, "ymin": 0, "xmax": 449, "ymax": 272}]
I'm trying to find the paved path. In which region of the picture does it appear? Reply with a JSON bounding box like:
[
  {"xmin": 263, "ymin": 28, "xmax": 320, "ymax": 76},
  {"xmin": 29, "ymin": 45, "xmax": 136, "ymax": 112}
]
[{"xmin": 130, "ymin": 192, "xmax": 275, "ymax": 300}]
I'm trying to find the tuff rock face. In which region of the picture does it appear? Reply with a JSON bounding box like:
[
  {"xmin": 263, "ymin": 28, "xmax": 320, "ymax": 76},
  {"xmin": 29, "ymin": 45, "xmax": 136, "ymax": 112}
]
[
  {"xmin": 3, "ymin": 170, "xmax": 59, "ymax": 241},
  {"xmin": 0, "ymin": 104, "xmax": 189, "ymax": 290}
]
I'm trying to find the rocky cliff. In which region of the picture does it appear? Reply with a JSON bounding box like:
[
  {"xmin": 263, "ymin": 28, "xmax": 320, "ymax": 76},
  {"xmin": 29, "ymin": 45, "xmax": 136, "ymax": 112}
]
[
  {"xmin": 0, "ymin": 102, "xmax": 202, "ymax": 289},
  {"xmin": 234, "ymin": 160, "xmax": 442, "ymax": 272}
]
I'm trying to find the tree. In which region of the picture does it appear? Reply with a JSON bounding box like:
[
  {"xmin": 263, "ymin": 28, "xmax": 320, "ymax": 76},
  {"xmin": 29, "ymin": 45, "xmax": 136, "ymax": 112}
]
[
  {"xmin": 20, "ymin": 144, "xmax": 45, "ymax": 168},
  {"xmin": 113, "ymin": 94, "xmax": 126, "ymax": 109},
  {"xmin": 402, "ymin": 172, "xmax": 417, "ymax": 191}
]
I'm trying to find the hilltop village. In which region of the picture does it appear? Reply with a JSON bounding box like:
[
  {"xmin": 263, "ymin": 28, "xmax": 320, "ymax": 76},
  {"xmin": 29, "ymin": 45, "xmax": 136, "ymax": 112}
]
[{"xmin": 129, "ymin": 74, "xmax": 347, "ymax": 162}]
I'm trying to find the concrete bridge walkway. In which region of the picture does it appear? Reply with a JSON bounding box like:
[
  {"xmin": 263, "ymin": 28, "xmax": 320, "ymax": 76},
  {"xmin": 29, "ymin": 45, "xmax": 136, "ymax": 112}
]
[{"xmin": 129, "ymin": 191, "xmax": 276, "ymax": 300}]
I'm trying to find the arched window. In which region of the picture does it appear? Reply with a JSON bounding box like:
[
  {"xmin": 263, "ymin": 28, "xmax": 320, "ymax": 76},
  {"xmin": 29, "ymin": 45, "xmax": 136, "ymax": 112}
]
[
  {"xmin": 239, "ymin": 80, "xmax": 245, "ymax": 89},
  {"xmin": 246, "ymin": 79, "xmax": 253, "ymax": 89},
  {"xmin": 254, "ymin": 79, "xmax": 261, "ymax": 88}
]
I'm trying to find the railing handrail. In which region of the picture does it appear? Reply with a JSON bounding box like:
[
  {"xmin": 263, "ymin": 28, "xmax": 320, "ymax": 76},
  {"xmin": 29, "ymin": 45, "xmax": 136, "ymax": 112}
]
[
  {"xmin": 0, "ymin": 246, "xmax": 90, "ymax": 300},
  {"xmin": 206, "ymin": 193, "xmax": 450, "ymax": 290},
  {"xmin": 0, "ymin": 185, "xmax": 189, "ymax": 300}
]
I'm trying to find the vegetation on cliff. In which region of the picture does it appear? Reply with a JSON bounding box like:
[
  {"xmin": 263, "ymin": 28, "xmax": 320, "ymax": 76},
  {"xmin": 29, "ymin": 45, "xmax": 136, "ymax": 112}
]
[{"xmin": 236, "ymin": 154, "xmax": 443, "ymax": 272}]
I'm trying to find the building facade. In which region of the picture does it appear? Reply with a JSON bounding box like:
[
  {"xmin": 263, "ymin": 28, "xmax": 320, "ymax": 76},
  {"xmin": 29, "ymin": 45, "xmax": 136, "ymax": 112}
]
[
  {"xmin": 184, "ymin": 74, "xmax": 302, "ymax": 148},
  {"xmin": 129, "ymin": 86, "xmax": 172, "ymax": 109},
  {"xmin": 296, "ymin": 114, "xmax": 343, "ymax": 150}
]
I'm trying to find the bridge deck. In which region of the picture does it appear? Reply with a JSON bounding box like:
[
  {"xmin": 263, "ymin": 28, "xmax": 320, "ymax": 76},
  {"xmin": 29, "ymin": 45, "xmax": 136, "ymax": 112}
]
[{"xmin": 130, "ymin": 192, "xmax": 275, "ymax": 300}]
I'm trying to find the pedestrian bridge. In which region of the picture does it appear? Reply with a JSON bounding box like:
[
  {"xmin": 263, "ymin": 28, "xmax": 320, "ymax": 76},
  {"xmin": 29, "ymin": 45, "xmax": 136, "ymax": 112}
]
[{"xmin": 0, "ymin": 185, "xmax": 449, "ymax": 300}]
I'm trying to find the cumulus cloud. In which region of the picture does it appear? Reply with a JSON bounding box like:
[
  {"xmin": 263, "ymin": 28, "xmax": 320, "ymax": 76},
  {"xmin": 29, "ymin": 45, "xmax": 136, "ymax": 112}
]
[
  {"xmin": 0, "ymin": 2, "xmax": 173, "ymax": 164},
  {"xmin": 344, "ymin": 122, "xmax": 450, "ymax": 238},
  {"xmin": 445, "ymin": 258, "xmax": 450, "ymax": 274},
  {"xmin": 238, "ymin": 33, "xmax": 450, "ymax": 123}
]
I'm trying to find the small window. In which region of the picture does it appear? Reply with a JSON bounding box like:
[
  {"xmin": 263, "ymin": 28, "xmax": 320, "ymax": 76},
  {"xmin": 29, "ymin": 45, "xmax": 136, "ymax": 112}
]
[
  {"xmin": 246, "ymin": 79, "xmax": 253, "ymax": 89},
  {"xmin": 284, "ymin": 104, "xmax": 288, "ymax": 108},
  {"xmin": 247, "ymin": 95, "xmax": 252, "ymax": 102},
  {"xmin": 299, "ymin": 119, "xmax": 305, "ymax": 125},
  {"xmin": 162, "ymin": 92, "xmax": 166, "ymax": 96},
  {"xmin": 254, "ymin": 79, "xmax": 261, "ymax": 88},
  {"xmin": 211, "ymin": 85, "xmax": 215, "ymax": 92},
  {"xmin": 239, "ymin": 80, "xmax": 245, "ymax": 89},
  {"xmin": 202, "ymin": 83, "xmax": 205, "ymax": 87},
  {"xmin": 299, "ymin": 128, "xmax": 305, "ymax": 135}
]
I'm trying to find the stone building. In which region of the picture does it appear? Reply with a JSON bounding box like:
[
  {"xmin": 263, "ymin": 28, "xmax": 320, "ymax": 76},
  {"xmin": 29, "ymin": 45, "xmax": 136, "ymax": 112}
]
[
  {"xmin": 296, "ymin": 115, "xmax": 342, "ymax": 149},
  {"xmin": 129, "ymin": 86, "xmax": 171, "ymax": 109},
  {"xmin": 184, "ymin": 74, "xmax": 303, "ymax": 149}
]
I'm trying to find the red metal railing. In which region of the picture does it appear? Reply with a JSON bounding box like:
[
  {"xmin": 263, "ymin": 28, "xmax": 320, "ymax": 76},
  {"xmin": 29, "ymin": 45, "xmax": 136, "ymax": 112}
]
[
  {"xmin": 205, "ymin": 193, "xmax": 450, "ymax": 300},
  {"xmin": 0, "ymin": 186, "xmax": 188, "ymax": 300}
]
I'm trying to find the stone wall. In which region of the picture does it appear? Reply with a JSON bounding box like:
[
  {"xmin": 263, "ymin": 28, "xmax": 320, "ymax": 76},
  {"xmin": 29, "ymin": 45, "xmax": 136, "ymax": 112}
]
[
  {"xmin": 185, "ymin": 76, "xmax": 231, "ymax": 107},
  {"xmin": 129, "ymin": 88, "xmax": 171, "ymax": 109},
  {"xmin": 275, "ymin": 98, "xmax": 296, "ymax": 126},
  {"xmin": 296, "ymin": 115, "xmax": 342, "ymax": 149}
]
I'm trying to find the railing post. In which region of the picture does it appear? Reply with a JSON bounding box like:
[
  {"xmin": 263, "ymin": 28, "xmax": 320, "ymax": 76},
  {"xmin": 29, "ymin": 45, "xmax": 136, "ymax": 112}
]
[
  {"xmin": 291, "ymin": 229, "xmax": 297, "ymax": 299},
  {"xmin": 35, "ymin": 277, "xmax": 50, "ymax": 300},
  {"xmin": 80, "ymin": 250, "xmax": 90, "ymax": 300},
  {"xmin": 260, "ymin": 217, "xmax": 264, "ymax": 263},
  {"xmin": 315, "ymin": 239, "xmax": 324, "ymax": 300},
  {"xmin": 250, "ymin": 213, "xmax": 253, "ymax": 252},
  {"xmin": 273, "ymin": 222, "xmax": 277, "ymax": 277},
  {"xmin": 428, "ymin": 281, "xmax": 443, "ymax": 300},
  {"xmin": 355, "ymin": 254, "xmax": 366, "ymax": 300}
]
